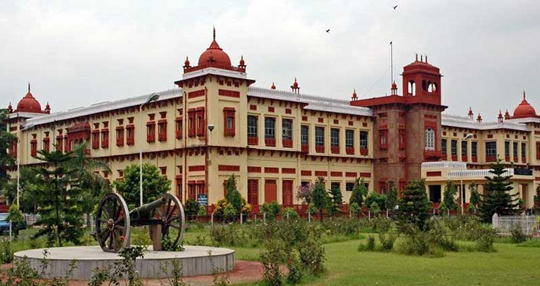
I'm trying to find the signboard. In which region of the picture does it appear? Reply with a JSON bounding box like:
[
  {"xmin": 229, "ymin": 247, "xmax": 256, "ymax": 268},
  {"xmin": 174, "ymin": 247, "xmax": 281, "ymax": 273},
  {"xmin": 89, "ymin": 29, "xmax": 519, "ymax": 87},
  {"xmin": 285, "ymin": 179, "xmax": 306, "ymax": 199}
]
[{"xmin": 197, "ymin": 194, "xmax": 208, "ymax": 206}]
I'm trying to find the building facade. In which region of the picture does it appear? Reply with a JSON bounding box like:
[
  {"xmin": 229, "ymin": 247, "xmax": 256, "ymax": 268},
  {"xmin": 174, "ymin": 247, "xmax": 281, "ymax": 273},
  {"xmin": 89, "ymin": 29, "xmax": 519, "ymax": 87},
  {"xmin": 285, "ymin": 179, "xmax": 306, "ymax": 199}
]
[{"xmin": 5, "ymin": 31, "xmax": 540, "ymax": 211}]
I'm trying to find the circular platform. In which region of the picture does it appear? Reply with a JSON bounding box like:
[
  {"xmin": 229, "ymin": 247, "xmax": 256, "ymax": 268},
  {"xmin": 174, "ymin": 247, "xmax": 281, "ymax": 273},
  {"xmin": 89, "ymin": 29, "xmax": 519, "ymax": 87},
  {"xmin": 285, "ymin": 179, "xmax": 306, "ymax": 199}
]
[{"xmin": 14, "ymin": 245, "xmax": 235, "ymax": 280}]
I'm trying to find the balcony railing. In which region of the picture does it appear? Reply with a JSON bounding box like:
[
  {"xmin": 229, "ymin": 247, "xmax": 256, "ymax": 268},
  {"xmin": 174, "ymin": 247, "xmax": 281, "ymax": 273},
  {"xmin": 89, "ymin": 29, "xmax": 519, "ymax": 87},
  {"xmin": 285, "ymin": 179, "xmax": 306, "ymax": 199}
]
[
  {"xmin": 514, "ymin": 168, "xmax": 533, "ymax": 176},
  {"xmin": 449, "ymin": 168, "xmax": 513, "ymax": 179},
  {"xmin": 421, "ymin": 161, "xmax": 467, "ymax": 169}
]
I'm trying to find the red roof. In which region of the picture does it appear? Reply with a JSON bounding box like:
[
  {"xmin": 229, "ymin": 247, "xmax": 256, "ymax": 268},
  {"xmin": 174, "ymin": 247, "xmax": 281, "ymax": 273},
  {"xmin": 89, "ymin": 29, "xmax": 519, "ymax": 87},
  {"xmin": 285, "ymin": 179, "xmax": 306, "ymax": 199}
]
[
  {"xmin": 16, "ymin": 85, "xmax": 43, "ymax": 113},
  {"xmin": 512, "ymin": 91, "xmax": 537, "ymax": 119}
]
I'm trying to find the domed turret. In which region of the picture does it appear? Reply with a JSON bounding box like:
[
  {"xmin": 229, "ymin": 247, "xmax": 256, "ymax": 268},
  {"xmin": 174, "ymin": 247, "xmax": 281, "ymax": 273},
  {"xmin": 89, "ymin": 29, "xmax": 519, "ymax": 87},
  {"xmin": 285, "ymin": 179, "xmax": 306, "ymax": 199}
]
[
  {"xmin": 197, "ymin": 27, "xmax": 232, "ymax": 68},
  {"xmin": 512, "ymin": 91, "xmax": 537, "ymax": 119},
  {"xmin": 16, "ymin": 83, "xmax": 44, "ymax": 113}
]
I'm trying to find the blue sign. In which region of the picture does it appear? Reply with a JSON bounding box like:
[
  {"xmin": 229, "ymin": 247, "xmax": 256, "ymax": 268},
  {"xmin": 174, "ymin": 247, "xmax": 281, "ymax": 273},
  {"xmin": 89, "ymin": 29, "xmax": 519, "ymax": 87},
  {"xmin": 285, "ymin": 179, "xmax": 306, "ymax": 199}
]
[{"xmin": 197, "ymin": 194, "xmax": 208, "ymax": 206}]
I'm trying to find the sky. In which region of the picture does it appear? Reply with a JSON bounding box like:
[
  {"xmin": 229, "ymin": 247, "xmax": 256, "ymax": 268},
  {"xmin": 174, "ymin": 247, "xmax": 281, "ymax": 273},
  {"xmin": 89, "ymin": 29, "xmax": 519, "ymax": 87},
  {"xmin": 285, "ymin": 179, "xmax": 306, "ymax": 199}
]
[{"xmin": 1, "ymin": 0, "xmax": 539, "ymax": 120}]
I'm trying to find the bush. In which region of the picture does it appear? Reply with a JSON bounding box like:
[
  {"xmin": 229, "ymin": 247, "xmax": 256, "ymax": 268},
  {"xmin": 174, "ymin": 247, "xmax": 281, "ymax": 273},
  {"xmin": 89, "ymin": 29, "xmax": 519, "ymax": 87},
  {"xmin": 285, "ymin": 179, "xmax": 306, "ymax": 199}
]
[
  {"xmin": 396, "ymin": 224, "xmax": 431, "ymax": 256},
  {"xmin": 210, "ymin": 225, "xmax": 247, "ymax": 247},
  {"xmin": 321, "ymin": 217, "xmax": 359, "ymax": 236},
  {"xmin": 350, "ymin": 202, "xmax": 361, "ymax": 217},
  {"xmin": 426, "ymin": 220, "xmax": 458, "ymax": 252},
  {"xmin": 286, "ymin": 255, "xmax": 304, "ymax": 285},
  {"xmin": 185, "ymin": 199, "xmax": 200, "ymax": 220},
  {"xmin": 365, "ymin": 193, "xmax": 386, "ymax": 212},
  {"xmin": 282, "ymin": 207, "xmax": 299, "ymax": 220},
  {"xmin": 366, "ymin": 235, "xmax": 376, "ymax": 251},
  {"xmin": 474, "ymin": 227, "xmax": 497, "ymax": 252},
  {"xmin": 261, "ymin": 202, "xmax": 281, "ymax": 220},
  {"xmin": 510, "ymin": 223, "xmax": 528, "ymax": 244},
  {"xmin": 260, "ymin": 239, "xmax": 286, "ymax": 286},
  {"xmin": 298, "ymin": 238, "xmax": 326, "ymax": 276},
  {"xmin": 379, "ymin": 231, "xmax": 397, "ymax": 252},
  {"xmin": 0, "ymin": 239, "xmax": 14, "ymax": 264}
]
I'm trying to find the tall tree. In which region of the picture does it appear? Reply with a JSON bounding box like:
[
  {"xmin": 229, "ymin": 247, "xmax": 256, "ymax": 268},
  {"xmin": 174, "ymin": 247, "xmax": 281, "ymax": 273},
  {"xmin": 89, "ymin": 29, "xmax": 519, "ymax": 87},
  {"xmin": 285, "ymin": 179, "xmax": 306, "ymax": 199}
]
[
  {"xmin": 397, "ymin": 179, "xmax": 432, "ymax": 230},
  {"xmin": 312, "ymin": 177, "xmax": 329, "ymax": 222},
  {"xmin": 0, "ymin": 109, "xmax": 17, "ymax": 190},
  {"xmin": 349, "ymin": 177, "xmax": 367, "ymax": 208},
  {"xmin": 33, "ymin": 149, "xmax": 84, "ymax": 246},
  {"xmin": 67, "ymin": 143, "xmax": 111, "ymax": 227},
  {"xmin": 114, "ymin": 163, "xmax": 171, "ymax": 209},
  {"xmin": 469, "ymin": 183, "xmax": 481, "ymax": 214},
  {"xmin": 2, "ymin": 168, "xmax": 41, "ymax": 213},
  {"xmin": 385, "ymin": 181, "xmax": 399, "ymax": 216},
  {"xmin": 442, "ymin": 180, "xmax": 459, "ymax": 215},
  {"xmin": 327, "ymin": 184, "xmax": 343, "ymax": 217},
  {"xmin": 478, "ymin": 158, "xmax": 519, "ymax": 222},
  {"xmin": 225, "ymin": 175, "xmax": 242, "ymax": 213}
]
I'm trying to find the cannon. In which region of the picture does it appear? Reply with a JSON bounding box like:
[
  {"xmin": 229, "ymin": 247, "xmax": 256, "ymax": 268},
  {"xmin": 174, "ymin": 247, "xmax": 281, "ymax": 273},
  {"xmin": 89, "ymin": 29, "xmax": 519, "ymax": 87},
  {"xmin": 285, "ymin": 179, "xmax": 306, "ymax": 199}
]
[{"xmin": 95, "ymin": 193, "xmax": 185, "ymax": 252}]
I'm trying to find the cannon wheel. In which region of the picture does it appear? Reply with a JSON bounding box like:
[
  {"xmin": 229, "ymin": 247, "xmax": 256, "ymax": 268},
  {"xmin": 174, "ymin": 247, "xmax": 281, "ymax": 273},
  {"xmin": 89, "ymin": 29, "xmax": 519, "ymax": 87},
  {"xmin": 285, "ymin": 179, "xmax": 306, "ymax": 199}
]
[
  {"xmin": 151, "ymin": 193, "xmax": 185, "ymax": 250},
  {"xmin": 96, "ymin": 193, "xmax": 130, "ymax": 252}
]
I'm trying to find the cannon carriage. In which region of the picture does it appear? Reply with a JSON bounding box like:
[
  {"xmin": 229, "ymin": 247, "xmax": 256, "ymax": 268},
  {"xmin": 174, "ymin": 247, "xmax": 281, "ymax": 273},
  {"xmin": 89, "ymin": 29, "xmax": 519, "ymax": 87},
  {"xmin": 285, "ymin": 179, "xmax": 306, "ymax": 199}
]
[{"xmin": 95, "ymin": 192, "xmax": 185, "ymax": 252}]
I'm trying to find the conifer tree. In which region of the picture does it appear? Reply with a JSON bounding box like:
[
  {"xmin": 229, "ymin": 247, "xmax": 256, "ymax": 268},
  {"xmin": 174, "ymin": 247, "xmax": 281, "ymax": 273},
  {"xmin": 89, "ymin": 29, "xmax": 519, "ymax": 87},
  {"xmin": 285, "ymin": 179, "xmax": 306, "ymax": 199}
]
[
  {"xmin": 385, "ymin": 181, "xmax": 399, "ymax": 216},
  {"xmin": 442, "ymin": 180, "xmax": 459, "ymax": 215},
  {"xmin": 225, "ymin": 175, "xmax": 242, "ymax": 213},
  {"xmin": 469, "ymin": 183, "xmax": 481, "ymax": 214},
  {"xmin": 327, "ymin": 184, "xmax": 343, "ymax": 217},
  {"xmin": 478, "ymin": 158, "xmax": 519, "ymax": 222},
  {"xmin": 397, "ymin": 179, "xmax": 432, "ymax": 230},
  {"xmin": 313, "ymin": 177, "xmax": 329, "ymax": 222},
  {"xmin": 349, "ymin": 177, "xmax": 367, "ymax": 208}
]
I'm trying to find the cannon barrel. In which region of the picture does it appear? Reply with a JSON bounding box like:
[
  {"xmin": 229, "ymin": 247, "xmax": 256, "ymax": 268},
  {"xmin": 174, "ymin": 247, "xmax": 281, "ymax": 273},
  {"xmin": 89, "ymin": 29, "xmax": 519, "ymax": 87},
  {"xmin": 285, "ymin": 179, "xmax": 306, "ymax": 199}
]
[{"xmin": 129, "ymin": 197, "xmax": 167, "ymax": 220}]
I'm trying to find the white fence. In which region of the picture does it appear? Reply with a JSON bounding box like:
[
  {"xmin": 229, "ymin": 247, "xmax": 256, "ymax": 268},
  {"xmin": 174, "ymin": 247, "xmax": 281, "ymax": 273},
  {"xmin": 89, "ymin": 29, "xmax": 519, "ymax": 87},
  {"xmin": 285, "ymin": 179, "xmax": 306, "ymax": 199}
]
[
  {"xmin": 492, "ymin": 214, "xmax": 539, "ymax": 236},
  {"xmin": 421, "ymin": 161, "xmax": 467, "ymax": 170},
  {"xmin": 449, "ymin": 168, "xmax": 513, "ymax": 179}
]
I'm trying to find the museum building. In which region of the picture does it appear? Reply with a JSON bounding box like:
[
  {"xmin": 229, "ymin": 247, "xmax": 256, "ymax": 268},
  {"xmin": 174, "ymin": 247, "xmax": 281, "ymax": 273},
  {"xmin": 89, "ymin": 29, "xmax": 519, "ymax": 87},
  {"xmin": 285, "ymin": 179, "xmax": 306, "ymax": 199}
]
[{"xmin": 5, "ymin": 30, "xmax": 540, "ymax": 211}]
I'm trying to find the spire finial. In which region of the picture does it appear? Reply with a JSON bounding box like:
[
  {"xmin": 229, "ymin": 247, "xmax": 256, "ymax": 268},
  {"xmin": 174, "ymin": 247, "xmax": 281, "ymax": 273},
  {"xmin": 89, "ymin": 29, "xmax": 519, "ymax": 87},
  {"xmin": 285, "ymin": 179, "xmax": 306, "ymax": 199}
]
[
  {"xmin": 213, "ymin": 26, "xmax": 216, "ymax": 41},
  {"xmin": 523, "ymin": 90, "xmax": 526, "ymax": 100},
  {"xmin": 28, "ymin": 81, "xmax": 31, "ymax": 93}
]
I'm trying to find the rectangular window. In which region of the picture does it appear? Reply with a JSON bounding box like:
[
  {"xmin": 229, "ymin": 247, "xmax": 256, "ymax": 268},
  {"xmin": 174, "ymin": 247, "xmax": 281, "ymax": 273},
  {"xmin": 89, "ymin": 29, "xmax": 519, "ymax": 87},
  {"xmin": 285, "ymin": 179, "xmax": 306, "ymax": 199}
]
[
  {"xmin": 282, "ymin": 119, "xmax": 293, "ymax": 147},
  {"xmin": 486, "ymin": 141, "xmax": 497, "ymax": 161},
  {"xmin": 442, "ymin": 138, "xmax": 447, "ymax": 155},
  {"xmin": 116, "ymin": 127, "xmax": 124, "ymax": 146},
  {"xmin": 265, "ymin": 117, "xmax": 276, "ymax": 146},
  {"xmin": 315, "ymin": 127, "xmax": 325, "ymax": 153},
  {"xmin": 30, "ymin": 137, "xmax": 37, "ymax": 157},
  {"xmin": 345, "ymin": 130, "xmax": 354, "ymax": 154},
  {"xmin": 175, "ymin": 118, "xmax": 182, "ymax": 139},
  {"xmin": 399, "ymin": 129, "xmax": 406, "ymax": 149},
  {"xmin": 522, "ymin": 142, "xmax": 526, "ymax": 162},
  {"xmin": 505, "ymin": 141, "xmax": 510, "ymax": 157},
  {"xmin": 346, "ymin": 182, "xmax": 354, "ymax": 192},
  {"xmin": 56, "ymin": 133, "xmax": 63, "ymax": 153},
  {"xmin": 513, "ymin": 142, "xmax": 518, "ymax": 158},
  {"xmin": 147, "ymin": 122, "xmax": 156, "ymax": 142},
  {"xmin": 472, "ymin": 141, "xmax": 477, "ymax": 157},
  {"xmin": 101, "ymin": 129, "xmax": 109, "ymax": 148},
  {"xmin": 126, "ymin": 125, "xmax": 135, "ymax": 145},
  {"xmin": 537, "ymin": 142, "xmax": 540, "ymax": 160},
  {"xmin": 223, "ymin": 108, "xmax": 236, "ymax": 137},
  {"xmin": 360, "ymin": 131, "xmax": 368, "ymax": 155},
  {"xmin": 461, "ymin": 141, "xmax": 468, "ymax": 157},
  {"xmin": 43, "ymin": 137, "xmax": 50, "ymax": 153},
  {"xmin": 451, "ymin": 140, "xmax": 457, "ymax": 156},
  {"xmin": 188, "ymin": 110, "xmax": 195, "ymax": 137},
  {"xmin": 331, "ymin": 128, "xmax": 340, "ymax": 154},
  {"xmin": 92, "ymin": 130, "xmax": 100, "ymax": 149},
  {"xmin": 158, "ymin": 121, "xmax": 167, "ymax": 141},
  {"xmin": 196, "ymin": 109, "xmax": 205, "ymax": 137},
  {"xmin": 331, "ymin": 182, "xmax": 340, "ymax": 192},
  {"xmin": 301, "ymin": 125, "xmax": 309, "ymax": 152},
  {"xmin": 247, "ymin": 115, "xmax": 258, "ymax": 145},
  {"xmin": 379, "ymin": 130, "xmax": 387, "ymax": 149}
]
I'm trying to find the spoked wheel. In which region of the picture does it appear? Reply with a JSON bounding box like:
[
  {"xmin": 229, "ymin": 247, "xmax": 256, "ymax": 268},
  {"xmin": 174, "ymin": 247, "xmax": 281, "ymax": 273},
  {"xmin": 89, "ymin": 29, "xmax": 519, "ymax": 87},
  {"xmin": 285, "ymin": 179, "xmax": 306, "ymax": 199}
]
[
  {"xmin": 151, "ymin": 193, "xmax": 185, "ymax": 250},
  {"xmin": 95, "ymin": 192, "xmax": 130, "ymax": 252}
]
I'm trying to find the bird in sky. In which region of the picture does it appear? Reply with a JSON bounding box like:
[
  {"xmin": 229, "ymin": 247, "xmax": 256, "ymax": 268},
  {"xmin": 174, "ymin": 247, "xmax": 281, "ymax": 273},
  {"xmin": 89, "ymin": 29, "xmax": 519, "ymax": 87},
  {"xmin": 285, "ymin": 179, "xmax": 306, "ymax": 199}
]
[
  {"xmin": 326, "ymin": 29, "xmax": 330, "ymax": 33},
  {"xmin": 393, "ymin": 5, "xmax": 398, "ymax": 9}
]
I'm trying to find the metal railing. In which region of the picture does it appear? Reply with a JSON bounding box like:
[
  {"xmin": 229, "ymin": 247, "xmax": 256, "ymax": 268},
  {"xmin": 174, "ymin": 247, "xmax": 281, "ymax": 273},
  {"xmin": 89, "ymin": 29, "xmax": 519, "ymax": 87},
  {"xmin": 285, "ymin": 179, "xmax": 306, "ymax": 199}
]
[
  {"xmin": 448, "ymin": 168, "xmax": 513, "ymax": 178},
  {"xmin": 421, "ymin": 161, "xmax": 467, "ymax": 169}
]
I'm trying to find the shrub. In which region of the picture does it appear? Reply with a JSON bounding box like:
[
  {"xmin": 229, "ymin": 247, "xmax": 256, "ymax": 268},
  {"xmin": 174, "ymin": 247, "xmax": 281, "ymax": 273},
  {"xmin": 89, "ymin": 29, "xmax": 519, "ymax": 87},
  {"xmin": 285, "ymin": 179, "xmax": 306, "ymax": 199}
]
[
  {"xmin": 261, "ymin": 202, "xmax": 281, "ymax": 221},
  {"xmin": 426, "ymin": 220, "xmax": 458, "ymax": 252},
  {"xmin": 378, "ymin": 227, "xmax": 397, "ymax": 252},
  {"xmin": 359, "ymin": 235, "xmax": 376, "ymax": 251},
  {"xmin": 350, "ymin": 202, "xmax": 361, "ymax": 218},
  {"xmin": 365, "ymin": 193, "xmax": 386, "ymax": 212},
  {"xmin": 369, "ymin": 202, "xmax": 381, "ymax": 215},
  {"xmin": 286, "ymin": 254, "xmax": 304, "ymax": 285},
  {"xmin": 282, "ymin": 207, "xmax": 299, "ymax": 220},
  {"xmin": 223, "ymin": 204, "xmax": 237, "ymax": 222},
  {"xmin": 475, "ymin": 227, "xmax": 497, "ymax": 252},
  {"xmin": 185, "ymin": 199, "xmax": 200, "ymax": 220},
  {"xmin": 210, "ymin": 225, "xmax": 247, "ymax": 247},
  {"xmin": 396, "ymin": 224, "xmax": 430, "ymax": 256},
  {"xmin": 0, "ymin": 239, "xmax": 13, "ymax": 264},
  {"xmin": 322, "ymin": 217, "xmax": 359, "ymax": 236},
  {"xmin": 260, "ymin": 239, "xmax": 286, "ymax": 286},
  {"xmin": 510, "ymin": 223, "xmax": 528, "ymax": 244},
  {"xmin": 298, "ymin": 238, "xmax": 326, "ymax": 276}
]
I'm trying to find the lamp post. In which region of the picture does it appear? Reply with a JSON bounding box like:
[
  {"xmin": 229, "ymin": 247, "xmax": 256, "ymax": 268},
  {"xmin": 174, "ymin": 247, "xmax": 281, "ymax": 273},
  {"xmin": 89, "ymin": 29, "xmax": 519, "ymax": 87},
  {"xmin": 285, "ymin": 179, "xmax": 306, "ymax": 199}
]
[
  {"xmin": 17, "ymin": 123, "xmax": 34, "ymax": 206},
  {"xmin": 139, "ymin": 93, "xmax": 160, "ymax": 207},
  {"xmin": 460, "ymin": 133, "xmax": 474, "ymax": 215}
]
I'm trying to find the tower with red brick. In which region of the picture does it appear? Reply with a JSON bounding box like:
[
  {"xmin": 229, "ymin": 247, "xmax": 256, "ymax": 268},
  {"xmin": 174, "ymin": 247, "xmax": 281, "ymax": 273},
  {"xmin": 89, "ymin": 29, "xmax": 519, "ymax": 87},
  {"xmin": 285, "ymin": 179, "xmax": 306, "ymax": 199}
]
[{"xmin": 351, "ymin": 55, "xmax": 446, "ymax": 193}]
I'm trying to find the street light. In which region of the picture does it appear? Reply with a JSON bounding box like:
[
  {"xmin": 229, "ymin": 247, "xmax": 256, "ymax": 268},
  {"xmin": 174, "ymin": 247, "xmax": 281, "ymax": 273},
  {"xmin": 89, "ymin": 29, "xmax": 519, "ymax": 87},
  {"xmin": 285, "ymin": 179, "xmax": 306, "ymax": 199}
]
[
  {"xmin": 139, "ymin": 93, "xmax": 160, "ymax": 207},
  {"xmin": 460, "ymin": 133, "xmax": 474, "ymax": 215},
  {"xmin": 17, "ymin": 123, "xmax": 35, "ymax": 206}
]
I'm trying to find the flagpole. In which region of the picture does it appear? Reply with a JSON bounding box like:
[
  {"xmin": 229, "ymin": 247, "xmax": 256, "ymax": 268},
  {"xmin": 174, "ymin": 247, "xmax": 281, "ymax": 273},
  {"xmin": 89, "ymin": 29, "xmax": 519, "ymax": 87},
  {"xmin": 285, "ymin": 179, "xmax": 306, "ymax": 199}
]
[{"xmin": 390, "ymin": 41, "xmax": 393, "ymax": 85}]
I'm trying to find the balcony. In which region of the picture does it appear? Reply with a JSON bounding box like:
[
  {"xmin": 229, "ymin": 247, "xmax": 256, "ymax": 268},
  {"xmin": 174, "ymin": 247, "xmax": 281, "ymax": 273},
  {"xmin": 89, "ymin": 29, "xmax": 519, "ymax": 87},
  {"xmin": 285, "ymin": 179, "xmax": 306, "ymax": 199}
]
[{"xmin": 424, "ymin": 150, "xmax": 442, "ymax": 161}]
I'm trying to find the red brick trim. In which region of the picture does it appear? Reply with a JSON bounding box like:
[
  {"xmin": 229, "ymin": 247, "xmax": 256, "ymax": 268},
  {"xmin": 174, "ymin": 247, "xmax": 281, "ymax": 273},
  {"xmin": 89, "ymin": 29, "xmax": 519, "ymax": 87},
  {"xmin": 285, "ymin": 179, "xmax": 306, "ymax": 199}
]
[
  {"xmin": 248, "ymin": 166, "xmax": 262, "ymax": 173},
  {"xmin": 301, "ymin": 170, "xmax": 312, "ymax": 176},
  {"xmin": 188, "ymin": 165, "xmax": 205, "ymax": 172},
  {"xmin": 360, "ymin": 172, "xmax": 371, "ymax": 178},
  {"xmin": 218, "ymin": 165, "xmax": 240, "ymax": 172},
  {"xmin": 282, "ymin": 168, "xmax": 296, "ymax": 174},
  {"xmin": 265, "ymin": 167, "xmax": 279, "ymax": 174},
  {"xmin": 218, "ymin": 89, "xmax": 240, "ymax": 98},
  {"xmin": 427, "ymin": 171, "xmax": 442, "ymax": 177},
  {"xmin": 188, "ymin": 89, "xmax": 205, "ymax": 99},
  {"xmin": 315, "ymin": 171, "xmax": 327, "ymax": 177}
]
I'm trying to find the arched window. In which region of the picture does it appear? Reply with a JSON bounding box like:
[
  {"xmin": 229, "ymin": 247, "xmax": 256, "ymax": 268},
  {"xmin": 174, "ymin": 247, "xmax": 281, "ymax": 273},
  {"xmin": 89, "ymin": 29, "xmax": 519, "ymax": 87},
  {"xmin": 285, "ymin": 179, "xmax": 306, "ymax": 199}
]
[
  {"xmin": 422, "ymin": 80, "xmax": 427, "ymax": 91},
  {"xmin": 425, "ymin": 128, "xmax": 435, "ymax": 151},
  {"xmin": 408, "ymin": 80, "xmax": 416, "ymax": 96}
]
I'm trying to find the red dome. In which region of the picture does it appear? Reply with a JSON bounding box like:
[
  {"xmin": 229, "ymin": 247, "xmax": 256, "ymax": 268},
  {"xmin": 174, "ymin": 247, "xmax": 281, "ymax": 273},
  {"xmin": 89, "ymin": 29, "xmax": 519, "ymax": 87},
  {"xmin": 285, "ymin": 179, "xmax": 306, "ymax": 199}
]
[
  {"xmin": 16, "ymin": 84, "xmax": 43, "ymax": 113},
  {"xmin": 197, "ymin": 28, "xmax": 231, "ymax": 68},
  {"xmin": 512, "ymin": 91, "xmax": 537, "ymax": 119}
]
